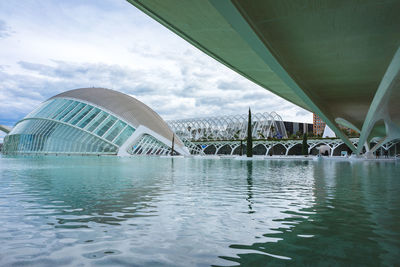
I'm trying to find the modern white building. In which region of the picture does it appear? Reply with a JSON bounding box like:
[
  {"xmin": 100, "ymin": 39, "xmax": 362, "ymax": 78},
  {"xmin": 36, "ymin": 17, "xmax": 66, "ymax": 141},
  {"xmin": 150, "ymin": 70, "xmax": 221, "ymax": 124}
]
[
  {"xmin": 2, "ymin": 88, "xmax": 189, "ymax": 156},
  {"xmin": 168, "ymin": 111, "xmax": 287, "ymax": 141}
]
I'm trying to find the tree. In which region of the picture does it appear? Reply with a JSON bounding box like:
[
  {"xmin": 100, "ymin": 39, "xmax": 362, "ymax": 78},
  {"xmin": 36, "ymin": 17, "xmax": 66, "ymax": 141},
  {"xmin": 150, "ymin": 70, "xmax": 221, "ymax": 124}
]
[
  {"xmin": 302, "ymin": 133, "xmax": 309, "ymax": 155},
  {"xmin": 171, "ymin": 134, "xmax": 175, "ymax": 156},
  {"xmin": 247, "ymin": 108, "xmax": 253, "ymax": 157}
]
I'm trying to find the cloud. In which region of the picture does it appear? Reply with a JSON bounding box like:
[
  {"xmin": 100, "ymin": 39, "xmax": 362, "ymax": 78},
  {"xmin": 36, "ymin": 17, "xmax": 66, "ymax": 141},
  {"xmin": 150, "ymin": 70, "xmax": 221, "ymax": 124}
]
[
  {"xmin": 217, "ymin": 81, "xmax": 245, "ymax": 91},
  {"xmin": 0, "ymin": 19, "xmax": 11, "ymax": 38},
  {"xmin": 296, "ymin": 110, "xmax": 310, "ymax": 117},
  {"xmin": 0, "ymin": 0, "xmax": 312, "ymax": 132},
  {"xmin": 1, "ymin": 58, "xmax": 312, "ymax": 126}
]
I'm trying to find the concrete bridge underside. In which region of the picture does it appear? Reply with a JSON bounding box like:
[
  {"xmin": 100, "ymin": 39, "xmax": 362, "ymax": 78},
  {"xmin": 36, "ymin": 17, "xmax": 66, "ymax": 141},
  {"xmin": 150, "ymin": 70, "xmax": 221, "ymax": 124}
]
[{"xmin": 128, "ymin": 0, "xmax": 400, "ymax": 156}]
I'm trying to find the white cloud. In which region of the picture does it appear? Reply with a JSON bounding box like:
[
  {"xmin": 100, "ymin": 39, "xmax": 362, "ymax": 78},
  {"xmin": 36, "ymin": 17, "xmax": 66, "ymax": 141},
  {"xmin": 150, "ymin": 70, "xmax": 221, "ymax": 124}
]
[
  {"xmin": 0, "ymin": 0, "xmax": 312, "ymax": 131},
  {"xmin": 0, "ymin": 19, "xmax": 12, "ymax": 38}
]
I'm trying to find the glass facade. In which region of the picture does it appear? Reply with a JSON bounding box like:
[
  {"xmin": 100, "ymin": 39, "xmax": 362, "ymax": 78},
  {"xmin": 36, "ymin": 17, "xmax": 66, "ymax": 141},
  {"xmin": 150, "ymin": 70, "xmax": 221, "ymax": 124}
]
[
  {"xmin": 3, "ymin": 98, "xmax": 136, "ymax": 155},
  {"xmin": 128, "ymin": 134, "xmax": 171, "ymax": 156}
]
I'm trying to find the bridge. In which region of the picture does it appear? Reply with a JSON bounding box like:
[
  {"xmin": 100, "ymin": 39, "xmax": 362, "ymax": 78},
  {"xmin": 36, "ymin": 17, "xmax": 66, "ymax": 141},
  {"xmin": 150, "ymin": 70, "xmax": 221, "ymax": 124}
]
[
  {"xmin": 189, "ymin": 138, "xmax": 399, "ymax": 157},
  {"xmin": 128, "ymin": 0, "xmax": 400, "ymax": 156}
]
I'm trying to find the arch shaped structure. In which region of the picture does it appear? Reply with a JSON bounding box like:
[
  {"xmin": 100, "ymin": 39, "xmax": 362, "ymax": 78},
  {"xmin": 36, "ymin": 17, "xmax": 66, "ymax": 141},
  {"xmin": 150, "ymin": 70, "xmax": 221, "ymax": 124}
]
[
  {"xmin": 2, "ymin": 88, "xmax": 189, "ymax": 156},
  {"xmin": 195, "ymin": 138, "xmax": 367, "ymax": 157},
  {"xmin": 168, "ymin": 112, "xmax": 287, "ymax": 142},
  {"xmin": 128, "ymin": 0, "xmax": 400, "ymax": 156}
]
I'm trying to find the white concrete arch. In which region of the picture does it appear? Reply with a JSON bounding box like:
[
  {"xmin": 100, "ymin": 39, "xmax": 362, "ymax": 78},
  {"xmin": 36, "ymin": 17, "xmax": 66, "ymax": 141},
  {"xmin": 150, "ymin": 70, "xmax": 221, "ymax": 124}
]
[{"xmin": 168, "ymin": 112, "xmax": 288, "ymax": 142}]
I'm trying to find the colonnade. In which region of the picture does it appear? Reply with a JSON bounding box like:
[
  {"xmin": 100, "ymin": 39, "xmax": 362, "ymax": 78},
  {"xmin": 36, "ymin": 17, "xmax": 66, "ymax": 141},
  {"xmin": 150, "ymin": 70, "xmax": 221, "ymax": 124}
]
[{"xmin": 189, "ymin": 138, "xmax": 399, "ymax": 156}]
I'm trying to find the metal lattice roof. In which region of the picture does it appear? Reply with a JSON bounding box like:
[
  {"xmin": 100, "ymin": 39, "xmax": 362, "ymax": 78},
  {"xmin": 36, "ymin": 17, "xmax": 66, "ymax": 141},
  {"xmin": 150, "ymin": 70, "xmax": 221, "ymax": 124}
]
[{"xmin": 51, "ymin": 88, "xmax": 182, "ymax": 146}]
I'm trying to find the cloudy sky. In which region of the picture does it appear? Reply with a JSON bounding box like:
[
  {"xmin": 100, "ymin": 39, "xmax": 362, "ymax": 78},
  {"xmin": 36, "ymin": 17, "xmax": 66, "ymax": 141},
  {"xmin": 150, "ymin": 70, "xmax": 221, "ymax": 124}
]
[{"xmin": 0, "ymin": 0, "xmax": 312, "ymax": 141}]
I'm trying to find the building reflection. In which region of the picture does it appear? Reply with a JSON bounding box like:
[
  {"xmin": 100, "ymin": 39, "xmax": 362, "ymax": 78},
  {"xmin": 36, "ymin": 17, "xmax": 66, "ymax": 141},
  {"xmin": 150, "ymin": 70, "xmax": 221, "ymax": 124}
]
[
  {"xmin": 218, "ymin": 161, "xmax": 400, "ymax": 266},
  {"xmin": 17, "ymin": 156, "xmax": 166, "ymax": 228}
]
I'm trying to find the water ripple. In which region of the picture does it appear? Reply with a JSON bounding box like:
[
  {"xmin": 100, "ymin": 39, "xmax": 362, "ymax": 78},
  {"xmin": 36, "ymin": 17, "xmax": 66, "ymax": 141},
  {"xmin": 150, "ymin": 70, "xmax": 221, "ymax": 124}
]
[{"xmin": 0, "ymin": 156, "xmax": 399, "ymax": 266}]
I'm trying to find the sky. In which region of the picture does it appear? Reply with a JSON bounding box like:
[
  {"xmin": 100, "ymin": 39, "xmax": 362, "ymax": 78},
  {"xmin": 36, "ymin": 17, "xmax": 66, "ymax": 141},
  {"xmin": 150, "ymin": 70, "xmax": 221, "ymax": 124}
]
[{"xmin": 0, "ymin": 0, "xmax": 312, "ymax": 141}]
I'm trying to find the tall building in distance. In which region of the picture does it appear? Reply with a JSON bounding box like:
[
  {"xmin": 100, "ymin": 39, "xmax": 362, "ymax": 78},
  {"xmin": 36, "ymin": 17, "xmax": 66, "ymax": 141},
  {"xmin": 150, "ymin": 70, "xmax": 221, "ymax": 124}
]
[{"xmin": 313, "ymin": 113, "xmax": 326, "ymax": 136}]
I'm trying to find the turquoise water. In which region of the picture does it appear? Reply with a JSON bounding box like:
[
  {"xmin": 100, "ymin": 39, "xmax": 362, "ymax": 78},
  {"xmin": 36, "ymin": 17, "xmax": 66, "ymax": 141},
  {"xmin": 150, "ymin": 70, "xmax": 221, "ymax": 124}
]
[{"xmin": 0, "ymin": 156, "xmax": 399, "ymax": 266}]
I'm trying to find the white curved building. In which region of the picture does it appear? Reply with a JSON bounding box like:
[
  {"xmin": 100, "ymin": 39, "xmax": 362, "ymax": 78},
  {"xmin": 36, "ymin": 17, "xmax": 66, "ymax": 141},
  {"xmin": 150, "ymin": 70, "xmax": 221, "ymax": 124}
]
[
  {"xmin": 2, "ymin": 88, "xmax": 189, "ymax": 156},
  {"xmin": 168, "ymin": 112, "xmax": 287, "ymax": 141}
]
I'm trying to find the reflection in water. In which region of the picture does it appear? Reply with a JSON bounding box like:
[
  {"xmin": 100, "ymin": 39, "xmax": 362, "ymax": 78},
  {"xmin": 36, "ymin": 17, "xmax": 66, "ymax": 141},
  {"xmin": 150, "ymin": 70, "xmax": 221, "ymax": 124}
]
[
  {"xmin": 0, "ymin": 156, "xmax": 399, "ymax": 266},
  {"xmin": 218, "ymin": 161, "xmax": 400, "ymax": 266},
  {"xmin": 18, "ymin": 158, "xmax": 163, "ymax": 227},
  {"xmin": 246, "ymin": 161, "xmax": 253, "ymax": 213}
]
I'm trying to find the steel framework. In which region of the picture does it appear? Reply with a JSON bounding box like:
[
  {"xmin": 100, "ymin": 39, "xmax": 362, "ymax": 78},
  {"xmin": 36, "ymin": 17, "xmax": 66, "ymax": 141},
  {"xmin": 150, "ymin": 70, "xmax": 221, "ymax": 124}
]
[
  {"xmin": 3, "ymin": 88, "xmax": 189, "ymax": 156},
  {"xmin": 168, "ymin": 112, "xmax": 287, "ymax": 142},
  {"xmin": 127, "ymin": 134, "xmax": 171, "ymax": 156}
]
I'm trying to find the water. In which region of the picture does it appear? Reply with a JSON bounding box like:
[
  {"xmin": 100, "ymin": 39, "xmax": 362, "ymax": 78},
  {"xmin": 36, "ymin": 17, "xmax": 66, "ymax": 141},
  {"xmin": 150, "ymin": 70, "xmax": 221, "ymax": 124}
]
[{"xmin": 0, "ymin": 156, "xmax": 399, "ymax": 266}]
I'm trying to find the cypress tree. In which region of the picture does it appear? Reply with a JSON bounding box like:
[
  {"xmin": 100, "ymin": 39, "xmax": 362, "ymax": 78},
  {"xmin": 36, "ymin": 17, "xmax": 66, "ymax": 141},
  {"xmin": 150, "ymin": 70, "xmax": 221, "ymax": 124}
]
[
  {"xmin": 246, "ymin": 108, "xmax": 253, "ymax": 157},
  {"xmin": 302, "ymin": 133, "xmax": 308, "ymax": 155},
  {"xmin": 171, "ymin": 134, "xmax": 175, "ymax": 156}
]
